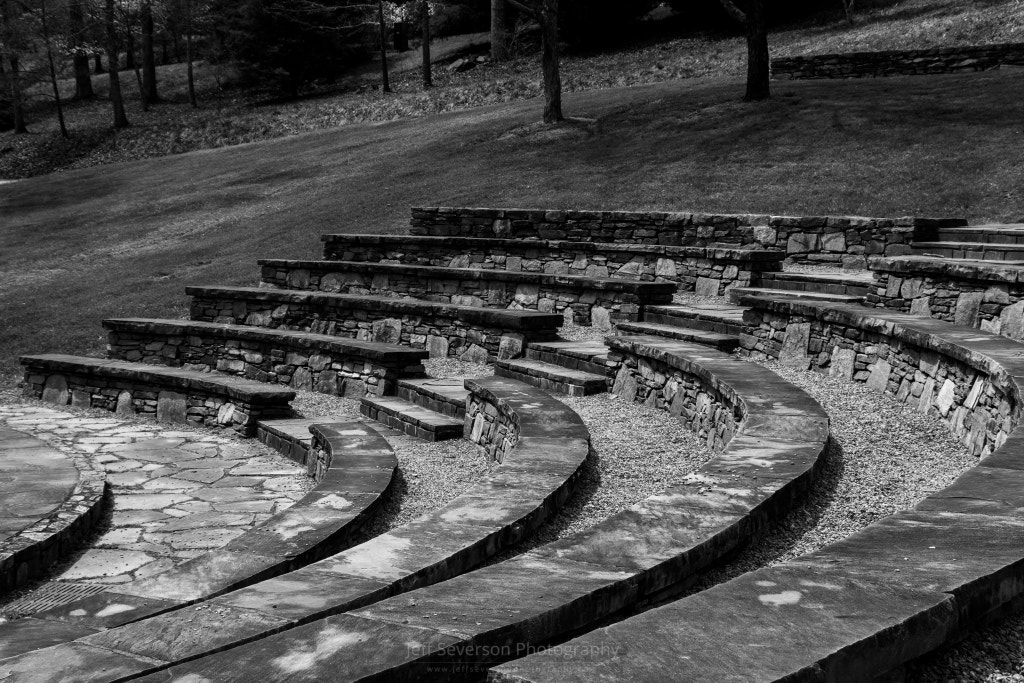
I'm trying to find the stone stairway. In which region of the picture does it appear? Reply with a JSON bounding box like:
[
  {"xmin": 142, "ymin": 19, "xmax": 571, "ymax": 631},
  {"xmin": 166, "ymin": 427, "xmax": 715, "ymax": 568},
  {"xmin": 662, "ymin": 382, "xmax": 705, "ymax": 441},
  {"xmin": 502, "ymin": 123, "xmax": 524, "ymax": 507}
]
[
  {"xmin": 911, "ymin": 223, "xmax": 1024, "ymax": 260},
  {"xmin": 359, "ymin": 378, "xmax": 467, "ymax": 441},
  {"xmin": 495, "ymin": 340, "xmax": 611, "ymax": 396}
]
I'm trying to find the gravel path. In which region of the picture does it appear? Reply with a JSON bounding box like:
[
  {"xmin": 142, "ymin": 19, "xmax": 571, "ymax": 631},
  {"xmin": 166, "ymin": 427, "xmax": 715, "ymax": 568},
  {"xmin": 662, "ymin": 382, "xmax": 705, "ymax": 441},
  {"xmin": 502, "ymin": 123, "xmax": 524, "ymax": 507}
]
[{"xmin": 680, "ymin": 358, "xmax": 975, "ymax": 597}]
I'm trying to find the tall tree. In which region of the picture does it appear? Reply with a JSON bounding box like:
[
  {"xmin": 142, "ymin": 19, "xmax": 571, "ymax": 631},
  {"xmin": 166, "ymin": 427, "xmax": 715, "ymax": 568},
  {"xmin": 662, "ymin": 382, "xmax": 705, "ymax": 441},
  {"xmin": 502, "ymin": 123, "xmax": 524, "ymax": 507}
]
[
  {"xmin": 490, "ymin": 0, "xmax": 509, "ymax": 61},
  {"xmin": 68, "ymin": 0, "xmax": 94, "ymax": 99},
  {"xmin": 140, "ymin": 0, "xmax": 158, "ymax": 103},
  {"xmin": 1, "ymin": 0, "xmax": 29, "ymax": 133},
  {"xmin": 506, "ymin": 0, "xmax": 561, "ymax": 123},
  {"xmin": 840, "ymin": 0, "xmax": 855, "ymax": 23},
  {"xmin": 376, "ymin": 0, "xmax": 389, "ymax": 92},
  {"xmin": 184, "ymin": 0, "xmax": 195, "ymax": 106},
  {"xmin": 40, "ymin": 0, "xmax": 68, "ymax": 136},
  {"xmin": 104, "ymin": 0, "xmax": 129, "ymax": 127},
  {"xmin": 419, "ymin": 0, "xmax": 430, "ymax": 88},
  {"xmin": 718, "ymin": 0, "xmax": 770, "ymax": 101}
]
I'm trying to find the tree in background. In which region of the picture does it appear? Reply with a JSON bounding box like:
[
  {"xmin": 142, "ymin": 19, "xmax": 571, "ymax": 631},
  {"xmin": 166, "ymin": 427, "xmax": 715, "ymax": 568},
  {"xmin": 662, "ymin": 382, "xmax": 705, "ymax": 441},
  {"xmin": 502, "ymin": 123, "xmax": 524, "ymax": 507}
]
[
  {"xmin": 840, "ymin": 0, "xmax": 855, "ymax": 23},
  {"xmin": 506, "ymin": 0, "xmax": 560, "ymax": 123},
  {"xmin": 717, "ymin": 0, "xmax": 769, "ymax": 100},
  {"xmin": 1, "ymin": 0, "xmax": 32, "ymax": 132},
  {"xmin": 490, "ymin": 0, "xmax": 508, "ymax": 61},
  {"xmin": 104, "ymin": 0, "xmax": 129, "ymax": 125},
  {"xmin": 140, "ymin": 0, "xmax": 157, "ymax": 103},
  {"xmin": 67, "ymin": 0, "xmax": 93, "ymax": 98}
]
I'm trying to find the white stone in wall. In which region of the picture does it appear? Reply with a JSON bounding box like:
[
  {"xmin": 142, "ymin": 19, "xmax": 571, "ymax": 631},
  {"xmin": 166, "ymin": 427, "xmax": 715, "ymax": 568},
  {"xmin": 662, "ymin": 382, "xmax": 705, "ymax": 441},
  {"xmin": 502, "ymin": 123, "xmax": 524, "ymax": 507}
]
[
  {"xmin": 936, "ymin": 379, "xmax": 957, "ymax": 416},
  {"xmin": 829, "ymin": 347, "xmax": 856, "ymax": 380},
  {"xmin": 779, "ymin": 323, "xmax": 812, "ymax": 370}
]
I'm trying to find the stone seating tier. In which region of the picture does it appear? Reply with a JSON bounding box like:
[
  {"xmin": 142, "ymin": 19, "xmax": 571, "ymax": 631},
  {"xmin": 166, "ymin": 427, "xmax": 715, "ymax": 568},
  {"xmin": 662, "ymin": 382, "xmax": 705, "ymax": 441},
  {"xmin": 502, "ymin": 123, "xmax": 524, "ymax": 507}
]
[
  {"xmin": 0, "ymin": 378, "xmax": 592, "ymax": 680},
  {"xmin": 103, "ymin": 318, "xmax": 428, "ymax": 398},
  {"xmin": 0, "ymin": 422, "xmax": 397, "ymax": 661},
  {"xmin": 19, "ymin": 355, "xmax": 295, "ymax": 436},
  {"xmin": 480, "ymin": 297, "xmax": 1024, "ymax": 683},
  {"xmin": 257, "ymin": 260, "xmax": 676, "ymax": 325},
  {"xmin": 186, "ymin": 286, "xmax": 561, "ymax": 361},
  {"xmin": 320, "ymin": 234, "xmax": 784, "ymax": 296},
  {"xmin": 149, "ymin": 335, "xmax": 830, "ymax": 681}
]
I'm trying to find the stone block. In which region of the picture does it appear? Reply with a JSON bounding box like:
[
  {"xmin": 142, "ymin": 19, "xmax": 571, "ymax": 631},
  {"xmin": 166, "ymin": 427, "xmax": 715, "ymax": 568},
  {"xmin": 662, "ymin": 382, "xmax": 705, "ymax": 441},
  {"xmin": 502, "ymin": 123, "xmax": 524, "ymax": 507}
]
[
  {"xmin": 514, "ymin": 284, "xmax": 540, "ymax": 306},
  {"xmin": 786, "ymin": 233, "xmax": 820, "ymax": 254},
  {"xmin": 820, "ymin": 232, "xmax": 847, "ymax": 252},
  {"xmin": 71, "ymin": 389, "xmax": 92, "ymax": 410},
  {"xmin": 41, "ymin": 375, "xmax": 69, "ymax": 405},
  {"xmin": 752, "ymin": 226, "xmax": 778, "ymax": 247},
  {"xmin": 426, "ymin": 336, "xmax": 450, "ymax": 358},
  {"xmin": 156, "ymin": 391, "xmax": 188, "ymax": 423},
  {"xmin": 910, "ymin": 297, "xmax": 932, "ymax": 317},
  {"xmin": 695, "ymin": 277, "xmax": 720, "ymax": 297},
  {"xmin": 372, "ymin": 318, "xmax": 402, "ymax": 344},
  {"xmin": 292, "ymin": 367, "xmax": 313, "ymax": 391},
  {"xmin": 285, "ymin": 269, "xmax": 310, "ymax": 289},
  {"xmin": 779, "ymin": 323, "xmax": 812, "ymax": 370},
  {"xmin": 655, "ymin": 258, "xmax": 678, "ymax": 278},
  {"xmin": 829, "ymin": 347, "xmax": 856, "ymax": 380},
  {"xmin": 954, "ymin": 292, "xmax": 984, "ymax": 327},
  {"xmin": 497, "ymin": 334, "xmax": 525, "ymax": 361},
  {"xmin": 866, "ymin": 359, "xmax": 892, "ymax": 392},
  {"xmin": 591, "ymin": 306, "xmax": 613, "ymax": 331},
  {"xmin": 115, "ymin": 390, "xmax": 135, "ymax": 416},
  {"xmin": 1000, "ymin": 301, "xmax": 1024, "ymax": 340},
  {"xmin": 217, "ymin": 403, "xmax": 236, "ymax": 425}
]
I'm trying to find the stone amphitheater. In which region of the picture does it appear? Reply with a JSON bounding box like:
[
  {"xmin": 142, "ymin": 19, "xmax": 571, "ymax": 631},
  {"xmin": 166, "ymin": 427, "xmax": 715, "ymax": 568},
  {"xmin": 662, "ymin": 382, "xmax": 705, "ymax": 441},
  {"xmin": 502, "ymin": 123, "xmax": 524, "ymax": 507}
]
[{"xmin": 2, "ymin": 204, "xmax": 1024, "ymax": 681}]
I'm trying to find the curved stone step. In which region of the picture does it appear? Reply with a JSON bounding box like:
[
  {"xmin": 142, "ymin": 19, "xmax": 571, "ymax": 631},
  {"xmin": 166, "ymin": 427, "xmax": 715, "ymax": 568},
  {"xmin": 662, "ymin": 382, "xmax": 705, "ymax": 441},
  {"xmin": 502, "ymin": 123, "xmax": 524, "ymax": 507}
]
[
  {"xmin": 396, "ymin": 378, "xmax": 469, "ymax": 419},
  {"xmin": 525, "ymin": 339, "xmax": 613, "ymax": 376},
  {"xmin": 643, "ymin": 303, "xmax": 749, "ymax": 336},
  {"xmin": 493, "ymin": 301, "xmax": 1024, "ymax": 682},
  {"xmin": 103, "ymin": 318, "xmax": 428, "ymax": 397},
  {"xmin": 152, "ymin": 338, "xmax": 829, "ymax": 681},
  {"xmin": 0, "ymin": 378, "xmax": 591, "ymax": 679},
  {"xmin": 936, "ymin": 224, "xmax": 1024, "ymax": 244},
  {"xmin": 757, "ymin": 270, "xmax": 874, "ymax": 297},
  {"xmin": 727, "ymin": 287, "xmax": 863, "ymax": 306},
  {"xmin": 0, "ymin": 422, "xmax": 396, "ymax": 662},
  {"xmin": 911, "ymin": 241, "xmax": 1024, "ymax": 261}
]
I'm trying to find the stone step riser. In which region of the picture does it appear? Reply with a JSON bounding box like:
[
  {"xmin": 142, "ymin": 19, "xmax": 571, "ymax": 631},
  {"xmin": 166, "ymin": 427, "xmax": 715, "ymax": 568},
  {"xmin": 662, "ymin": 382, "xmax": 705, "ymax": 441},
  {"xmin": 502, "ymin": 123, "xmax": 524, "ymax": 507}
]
[
  {"xmin": 493, "ymin": 366, "xmax": 606, "ymax": 397},
  {"xmin": 614, "ymin": 323, "xmax": 739, "ymax": 351},
  {"xmin": 358, "ymin": 403, "xmax": 463, "ymax": 442},
  {"xmin": 911, "ymin": 244, "xmax": 1024, "ymax": 261},
  {"xmin": 642, "ymin": 312, "xmax": 745, "ymax": 336},
  {"xmin": 937, "ymin": 230, "xmax": 1024, "ymax": 245},
  {"xmin": 727, "ymin": 289, "xmax": 864, "ymax": 306},
  {"xmin": 756, "ymin": 275, "xmax": 872, "ymax": 298},
  {"xmin": 396, "ymin": 386, "xmax": 466, "ymax": 419},
  {"xmin": 525, "ymin": 349, "xmax": 610, "ymax": 377}
]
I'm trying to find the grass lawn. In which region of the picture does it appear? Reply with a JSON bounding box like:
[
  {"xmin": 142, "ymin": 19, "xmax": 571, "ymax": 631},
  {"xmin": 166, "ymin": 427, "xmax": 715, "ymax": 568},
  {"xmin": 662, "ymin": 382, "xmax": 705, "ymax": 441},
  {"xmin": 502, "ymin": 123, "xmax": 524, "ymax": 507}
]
[{"xmin": 2, "ymin": 68, "xmax": 1024, "ymax": 382}]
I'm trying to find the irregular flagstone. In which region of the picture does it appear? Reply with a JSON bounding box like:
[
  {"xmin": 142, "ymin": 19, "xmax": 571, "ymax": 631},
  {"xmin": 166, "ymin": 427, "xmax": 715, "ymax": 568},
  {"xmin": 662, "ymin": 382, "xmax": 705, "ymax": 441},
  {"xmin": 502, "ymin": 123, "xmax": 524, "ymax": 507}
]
[
  {"xmin": 493, "ymin": 302, "xmax": 1024, "ymax": 682},
  {"xmin": 0, "ymin": 380, "xmax": 589, "ymax": 678},
  {"xmin": 0, "ymin": 421, "xmax": 394, "ymax": 664},
  {"xmin": 142, "ymin": 341, "xmax": 829, "ymax": 681}
]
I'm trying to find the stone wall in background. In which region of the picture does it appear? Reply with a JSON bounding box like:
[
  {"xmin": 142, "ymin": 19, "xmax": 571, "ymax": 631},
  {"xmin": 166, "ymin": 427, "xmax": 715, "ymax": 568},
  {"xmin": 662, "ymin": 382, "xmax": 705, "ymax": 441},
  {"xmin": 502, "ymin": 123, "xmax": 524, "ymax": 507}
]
[
  {"xmin": 738, "ymin": 299, "xmax": 1016, "ymax": 458},
  {"xmin": 867, "ymin": 257, "xmax": 1024, "ymax": 343},
  {"xmin": 410, "ymin": 207, "xmax": 965, "ymax": 268},
  {"xmin": 773, "ymin": 43, "xmax": 1024, "ymax": 80},
  {"xmin": 322, "ymin": 236, "xmax": 784, "ymax": 296}
]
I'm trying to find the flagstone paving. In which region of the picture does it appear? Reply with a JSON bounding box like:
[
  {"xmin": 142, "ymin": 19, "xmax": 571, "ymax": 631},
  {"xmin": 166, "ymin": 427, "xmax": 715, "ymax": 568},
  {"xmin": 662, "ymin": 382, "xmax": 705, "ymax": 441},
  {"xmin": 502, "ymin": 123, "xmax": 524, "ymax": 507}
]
[{"xmin": 0, "ymin": 405, "xmax": 314, "ymax": 596}]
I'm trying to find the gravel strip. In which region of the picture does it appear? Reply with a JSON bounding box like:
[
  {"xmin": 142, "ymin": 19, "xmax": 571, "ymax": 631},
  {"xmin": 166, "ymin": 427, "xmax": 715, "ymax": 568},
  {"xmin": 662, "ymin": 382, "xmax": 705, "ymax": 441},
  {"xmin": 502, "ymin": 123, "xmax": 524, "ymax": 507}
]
[
  {"xmin": 668, "ymin": 357, "xmax": 976, "ymax": 600},
  {"xmin": 672, "ymin": 292, "xmax": 731, "ymax": 306},
  {"xmin": 288, "ymin": 385, "xmax": 492, "ymax": 542},
  {"xmin": 557, "ymin": 323, "xmax": 613, "ymax": 342},
  {"xmin": 488, "ymin": 392, "xmax": 714, "ymax": 565}
]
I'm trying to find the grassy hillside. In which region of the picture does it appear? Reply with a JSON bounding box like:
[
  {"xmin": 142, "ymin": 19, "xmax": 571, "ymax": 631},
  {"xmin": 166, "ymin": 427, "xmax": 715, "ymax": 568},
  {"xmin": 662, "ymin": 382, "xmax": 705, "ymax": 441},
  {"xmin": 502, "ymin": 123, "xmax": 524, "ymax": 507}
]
[
  {"xmin": 2, "ymin": 68, "xmax": 1023, "ymax": 382},
  {"xmin": 1, "ymin": 0, "xmax": 1021, "ymax": 178}
]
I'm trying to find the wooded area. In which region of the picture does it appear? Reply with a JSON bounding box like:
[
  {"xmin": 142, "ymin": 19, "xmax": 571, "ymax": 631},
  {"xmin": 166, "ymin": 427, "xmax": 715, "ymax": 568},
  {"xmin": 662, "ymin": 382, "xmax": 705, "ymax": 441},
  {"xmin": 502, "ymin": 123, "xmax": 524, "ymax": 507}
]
[{"xmin": 0, "ymin": 0, "xmax": 842, "ymax": 135}]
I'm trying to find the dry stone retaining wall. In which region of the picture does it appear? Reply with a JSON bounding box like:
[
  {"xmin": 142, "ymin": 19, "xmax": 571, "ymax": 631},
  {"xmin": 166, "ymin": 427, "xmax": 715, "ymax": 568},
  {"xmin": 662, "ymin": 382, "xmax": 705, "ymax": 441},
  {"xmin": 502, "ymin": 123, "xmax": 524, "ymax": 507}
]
[
  {"xmin": 773, "ymin": 43, "xmax": 1024, "ymax": 80},
  {"xmin": 868, "ymin": 257, "xmax": 1024, "ymax": 343},
  {"xmin": 187, "ymin": 287, "xmax": 559, "ymax": 362},
  {"xmin": 258, "ymin": 260, "xmax": 673, "ymax": 325},
  {"xmin": 20, "ymin": 355, "xmax": 294, "ymax": 437},
  {"xmin": 322, "ymin": 235, "xmax": 783, "ymax": 296},
  {"xmin": 737, "ymin": 298, "xmax": 1017, "ymax": 457},
  {"xmin": 607, "ymin": 342, "xmax": 742, "ymax": 451},
  {"xmin": 105, "ymin": 322, "xmax": 425, "ymax": 398},
  {"xmin": 410, "ymin": 207, "xmax": 964, "ymax": 267}
]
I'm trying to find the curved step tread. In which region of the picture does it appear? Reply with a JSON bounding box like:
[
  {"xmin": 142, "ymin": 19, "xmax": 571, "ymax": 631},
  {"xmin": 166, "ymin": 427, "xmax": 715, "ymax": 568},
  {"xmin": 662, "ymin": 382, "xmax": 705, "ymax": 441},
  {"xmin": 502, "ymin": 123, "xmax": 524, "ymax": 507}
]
[
  {"xmin": 493, "ymin": 302, "xmax": 1024, "ymax": 683},
  {"xmin": 157, "ymin": 338, "xmax": 830, "ymax": 681},
  {"xmin": 0, "ymin": 422, "xmax": 395, "ymax": 660},
  {"xmin": 495, "ymin": 359, "xmax": 608, "ymax": 397},
  {"xmin": 2, "ymin": 378, "xmax": 591, "ymax": 678},
  {"xmin": 615, "ymin": 321, "xmax": 739, "ymax": 350}
]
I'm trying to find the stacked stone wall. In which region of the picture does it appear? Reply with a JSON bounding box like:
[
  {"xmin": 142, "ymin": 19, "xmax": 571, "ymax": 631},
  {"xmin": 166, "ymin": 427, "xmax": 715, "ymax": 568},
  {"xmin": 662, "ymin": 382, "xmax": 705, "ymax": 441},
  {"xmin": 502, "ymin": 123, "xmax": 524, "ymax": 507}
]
[
  {"xmin": 322, "ymin": 236, "xmax": 782, "ymax": 296},
  {"xmin": 410, "ymin": 207, "xmax": 965, "ymax": 268},
  {"xmin": 464, "ymin": 390, "xmax": 519, "ymax": 463},
  {"xmin": 107, "ymin": 329, "xmax": 422, "ymax": 397},
  {"xmin": 188, "ymin": 291, "xmax": 556, "ymax": 363},
  {"xmin": 606, "ymin": 343, "xmax": 742, "ymax": 452},
  {"xmin": 738, "ymin": 303, "xmax": 1016, "ymax": 457},
  {"xmin": 773, "ymin": 43, "xmax": 1024, "ymax": 80},
  {"xmin": 20, "ymin": 366, "xmax": 290, "ymax": 436},
  {"xmin": 868, "ymin": 259, "xmax": 1024, "ymax": 343},
  {"xmin": 259, "ymin": 262, "xmax": 673, "ymax": 325}
]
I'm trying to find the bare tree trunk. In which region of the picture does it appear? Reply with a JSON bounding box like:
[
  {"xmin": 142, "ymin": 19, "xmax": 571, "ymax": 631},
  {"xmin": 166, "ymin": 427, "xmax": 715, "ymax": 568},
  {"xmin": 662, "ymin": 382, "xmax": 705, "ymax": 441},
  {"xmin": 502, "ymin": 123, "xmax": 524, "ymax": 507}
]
[
  {"xmin": 491, "ymin": 0, "xmax": 510, "ymax": 61},
  {"xmin": 105, "ymin": 0, "xmax": 129, "ymax": 128},
  {"xmin": 421, "ymin": 0, "xmax": 431, "ymax": 89},
  {"xmin": 186, "ymin": 0, "xmax": 197, "ymax": 106},
  {"xmin": 94, "ymin": 53, "xmax": 104, "ymax": 73},
  {"xmin": 141, "ymin": 0, "xmax": 158, "ymax": 103},
  {"xmin": 540, "ymin": 0, "xmax": 562, "ymax": 123},
  {"xmin": 8, "ymin": 55, "xmax": 27, "ymax": 134},
  {"xmin": 69, "ymin": 0, "xmax": 94, "ymax": 99},
  {"xmin": 125, "ymin": 30, "xmax": 135, "ymax": 69},
  {"xmin": 842, "ymin": 0, "xmax": 855, "ymax": 23},
  {"xmin": 743, "ymin": 0, "xmax": 770, "ymax": 101},
  {"xmin": 41, "ymin": 0, "xmax": 70, "ymax": 137},
  {"xmin": 377, "ymin": 0, "xmax": 390, "ymax": 93}
]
